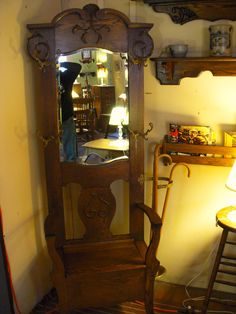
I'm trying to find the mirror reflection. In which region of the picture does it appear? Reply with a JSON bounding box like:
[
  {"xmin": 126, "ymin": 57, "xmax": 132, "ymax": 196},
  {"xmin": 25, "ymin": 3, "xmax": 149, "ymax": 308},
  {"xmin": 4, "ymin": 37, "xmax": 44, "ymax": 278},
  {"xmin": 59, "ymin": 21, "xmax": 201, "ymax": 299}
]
[{"xmin": 57, "ymin": 48, "xmax": 129, "ymax": 164}]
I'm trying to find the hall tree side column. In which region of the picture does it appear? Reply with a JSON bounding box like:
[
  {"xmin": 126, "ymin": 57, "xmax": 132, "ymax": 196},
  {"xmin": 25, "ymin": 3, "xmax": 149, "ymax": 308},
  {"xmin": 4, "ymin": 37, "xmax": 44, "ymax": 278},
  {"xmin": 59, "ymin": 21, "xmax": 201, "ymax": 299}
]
[
  {"xmin": 128, "ymin": 25, "xmax": 154, "ymax": 241},
  {"xmin": 27, "ymin": 25, "xmax": 65, "ymax": 245},
  {"xmin": 129, "ymin": 60, "xmax": 145, "ymax": 240}
]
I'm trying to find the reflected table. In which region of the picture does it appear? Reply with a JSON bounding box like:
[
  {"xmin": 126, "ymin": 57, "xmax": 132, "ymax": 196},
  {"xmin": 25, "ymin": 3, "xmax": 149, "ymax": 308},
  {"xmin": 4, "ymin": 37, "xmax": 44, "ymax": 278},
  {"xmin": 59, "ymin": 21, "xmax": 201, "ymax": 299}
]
[{"xmin": 82, "ymin": 138, "xmax": 129, "ymax": 161}]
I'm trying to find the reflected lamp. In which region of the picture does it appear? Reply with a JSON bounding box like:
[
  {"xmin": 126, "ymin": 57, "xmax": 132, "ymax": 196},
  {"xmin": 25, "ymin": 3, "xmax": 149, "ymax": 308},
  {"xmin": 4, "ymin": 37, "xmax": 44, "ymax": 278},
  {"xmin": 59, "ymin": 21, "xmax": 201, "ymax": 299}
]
[
  {"xmin": 109, "ymin": 106, "xmax": 129, "ymax": 140},
  {"xmin": 72, "ymin": 90, "xmax": 79, "ymax": 98},
  {"xmin": 97, "ymin": 64, "xmax": 107, "ymax": 85}
]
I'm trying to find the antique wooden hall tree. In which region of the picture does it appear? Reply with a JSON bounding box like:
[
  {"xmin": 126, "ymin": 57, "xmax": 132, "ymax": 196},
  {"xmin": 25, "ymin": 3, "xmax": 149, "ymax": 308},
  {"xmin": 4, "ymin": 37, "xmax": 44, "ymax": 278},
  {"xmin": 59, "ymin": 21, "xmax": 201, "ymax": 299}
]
[{"xmin": 27, "ymin": 3, "xmax": 162, "ymax": 314}]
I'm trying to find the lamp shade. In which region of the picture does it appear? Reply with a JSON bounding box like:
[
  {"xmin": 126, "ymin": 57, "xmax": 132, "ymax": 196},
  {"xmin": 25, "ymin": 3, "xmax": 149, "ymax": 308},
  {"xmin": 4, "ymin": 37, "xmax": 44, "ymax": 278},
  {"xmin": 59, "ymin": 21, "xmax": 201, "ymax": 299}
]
[
  {"xmin": 226, "ymin": 160, "xmax": 236, "ymax": 191},
  {"xmin": 72, "ymin": 90, "xmax": 79, "ymax": 98},
  {"xmin": 97, "ymin": 66, "xmax": 107, "ymax": 79},
  {"xmin": 109, "ymin": 106, "xmax": 129, "ymax": 126}
]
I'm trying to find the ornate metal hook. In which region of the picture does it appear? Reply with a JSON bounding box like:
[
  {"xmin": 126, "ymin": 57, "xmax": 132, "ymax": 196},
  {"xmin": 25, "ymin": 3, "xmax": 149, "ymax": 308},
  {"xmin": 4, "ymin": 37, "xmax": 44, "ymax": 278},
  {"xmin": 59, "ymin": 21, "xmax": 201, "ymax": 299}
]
[
  {"xmin": 127, "ymin": 122, "xmax": 153, "ymax": 141},
  {"xmin": 37, "ymin": 131, "xmax": 60, "ymax": 148}
]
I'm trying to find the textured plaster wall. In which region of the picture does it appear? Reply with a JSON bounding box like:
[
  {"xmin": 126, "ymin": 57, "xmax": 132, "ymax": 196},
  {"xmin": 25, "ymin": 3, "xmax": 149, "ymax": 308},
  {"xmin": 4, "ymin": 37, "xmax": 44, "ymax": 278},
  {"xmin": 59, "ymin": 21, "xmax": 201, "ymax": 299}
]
[{"xmin": 1, "ymin": 0, "xmax": 236, "ymax": 313}]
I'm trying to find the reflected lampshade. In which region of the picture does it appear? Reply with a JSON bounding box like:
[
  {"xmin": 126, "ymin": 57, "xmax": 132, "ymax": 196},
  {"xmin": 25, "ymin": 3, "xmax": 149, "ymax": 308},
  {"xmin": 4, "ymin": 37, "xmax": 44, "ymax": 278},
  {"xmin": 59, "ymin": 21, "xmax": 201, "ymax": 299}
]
[
  {"xmin": 109, "ymin": 106, "xmax": 129, "ymax": 126},
  {"xmin": 109, "ymin": 106, "xmax": 129, "ymax": 140}
]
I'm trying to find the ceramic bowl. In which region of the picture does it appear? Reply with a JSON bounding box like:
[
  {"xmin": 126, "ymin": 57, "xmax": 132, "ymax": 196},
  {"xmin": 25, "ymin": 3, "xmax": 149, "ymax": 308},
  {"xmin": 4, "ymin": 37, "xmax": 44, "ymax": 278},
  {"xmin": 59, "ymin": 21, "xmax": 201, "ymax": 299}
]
[{"xmin": 169, "ymin": 44, "xmax": 188, "ymax": 57}]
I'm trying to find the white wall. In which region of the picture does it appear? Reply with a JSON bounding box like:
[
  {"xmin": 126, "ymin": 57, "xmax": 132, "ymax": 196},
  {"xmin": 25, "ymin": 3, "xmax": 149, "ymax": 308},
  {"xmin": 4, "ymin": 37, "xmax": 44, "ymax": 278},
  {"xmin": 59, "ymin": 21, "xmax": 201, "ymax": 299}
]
[
  {"xmin": 1, "ymin": 0, "xmax": 236, "ymax": 313},
  {"xmin": 139, "ymin": 3, "xmax": 236, "ymax": 293},
  {"xmin": 0, "ymin": 1, "xmax": 61, "ymax": 313}
]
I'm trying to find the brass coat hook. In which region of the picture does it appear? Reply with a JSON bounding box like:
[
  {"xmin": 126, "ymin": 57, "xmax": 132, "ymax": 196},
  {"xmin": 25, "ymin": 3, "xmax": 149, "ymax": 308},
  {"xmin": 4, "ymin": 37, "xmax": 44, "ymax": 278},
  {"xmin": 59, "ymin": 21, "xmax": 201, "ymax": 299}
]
[
  {"xmin": 37, "ymin": 131, "xmax": 60, "ymax": 148},
  {"xmin": 127, "ymin": 122, "xmax": 154, "ymax": 141}
]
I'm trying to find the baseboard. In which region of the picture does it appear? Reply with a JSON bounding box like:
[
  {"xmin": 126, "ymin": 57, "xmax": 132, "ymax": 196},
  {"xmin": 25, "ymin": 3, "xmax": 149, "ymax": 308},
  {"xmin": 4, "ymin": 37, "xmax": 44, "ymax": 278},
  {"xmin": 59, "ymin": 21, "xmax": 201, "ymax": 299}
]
[{"xmin": 154, "ymin": 280, "xmax": 236, "ymax": 312}]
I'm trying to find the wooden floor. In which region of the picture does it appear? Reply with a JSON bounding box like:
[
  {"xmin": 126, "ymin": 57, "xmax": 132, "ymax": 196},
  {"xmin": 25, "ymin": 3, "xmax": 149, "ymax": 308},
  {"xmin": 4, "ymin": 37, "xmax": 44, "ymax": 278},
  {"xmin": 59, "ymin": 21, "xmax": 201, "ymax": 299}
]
[{"xmin": 31, "ymin": 280, "xmax": 236, "ymax": 313}]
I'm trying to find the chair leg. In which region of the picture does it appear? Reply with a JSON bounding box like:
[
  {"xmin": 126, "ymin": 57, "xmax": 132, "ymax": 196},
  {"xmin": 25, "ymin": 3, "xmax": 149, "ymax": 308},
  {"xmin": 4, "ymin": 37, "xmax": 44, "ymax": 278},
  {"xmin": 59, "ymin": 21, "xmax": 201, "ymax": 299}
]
[
  {"xmin": 56, "ymin": 285, "xmax": 71, "ymax": 314},
  {"xmin": 144, "ymin": 270, "xmax": 156, "ymax": 314},
  {"xmin": 201, "ymin": 229, "xmax": 228, "ymax": 314}
]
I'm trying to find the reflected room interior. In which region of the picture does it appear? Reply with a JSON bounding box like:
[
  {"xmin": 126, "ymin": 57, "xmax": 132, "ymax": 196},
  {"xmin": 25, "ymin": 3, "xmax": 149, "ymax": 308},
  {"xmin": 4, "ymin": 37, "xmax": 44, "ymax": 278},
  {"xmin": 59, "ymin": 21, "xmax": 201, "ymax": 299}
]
[{"xmin": 58, "ymin": 48, "xmax": 129, "ymax": 164}]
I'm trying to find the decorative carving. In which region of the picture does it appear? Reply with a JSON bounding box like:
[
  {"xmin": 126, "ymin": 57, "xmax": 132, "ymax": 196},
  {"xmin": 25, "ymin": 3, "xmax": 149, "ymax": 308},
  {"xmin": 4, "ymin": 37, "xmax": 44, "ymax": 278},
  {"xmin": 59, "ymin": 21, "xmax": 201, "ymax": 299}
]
[
  {"xmin": 70, "ymin": 4, "xmax": 120, "ymax": 44},
  {"xmin": 129, "ymin": 29, "xmax": 154, "ymax": 64},
  {"xmin": 53, "ymin": 4, "xmax": 129, "ymax": 53},
  {"xmin": 143, "ymin": 0, "xmax": 236, "ymax": 25},
  {"xmin": 27, "ymin": 32, "xmax": 52, "ymax": 70},
  {"xmin": 170, "ymin": 6, "xmax": 197, "ymax": 24},
  {"xmin": 52, "ymin": 4, "xmax": 153, "ymax": 63},
  {"xmin": 151, "ymin": 4, "xmax": 197, "ymax": 24},
  {"xmin": 78, "ymin": 187, "xmax": 116, "ymax": 240}
]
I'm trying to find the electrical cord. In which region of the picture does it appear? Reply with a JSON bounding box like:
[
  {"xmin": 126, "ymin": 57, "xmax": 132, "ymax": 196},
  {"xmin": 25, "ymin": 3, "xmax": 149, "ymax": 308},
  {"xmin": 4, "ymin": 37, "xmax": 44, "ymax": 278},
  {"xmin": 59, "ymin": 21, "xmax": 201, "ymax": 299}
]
[
  {"xmin": 182, "ymin": 231, "xmax": 236, "ymax": 314},
  {"xmin": 0, "ymin": 206, "xmax": 22, "ymax": 314},
  {"xmin": 184, "ymin": 237, "xmax": 220, "ymax": 299}
]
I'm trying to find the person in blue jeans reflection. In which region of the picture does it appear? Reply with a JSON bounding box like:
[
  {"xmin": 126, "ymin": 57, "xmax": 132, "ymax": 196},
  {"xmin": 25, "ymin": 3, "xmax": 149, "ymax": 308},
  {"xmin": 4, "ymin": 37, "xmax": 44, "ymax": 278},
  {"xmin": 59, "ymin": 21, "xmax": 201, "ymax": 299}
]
[{"xmin": 59, "ymin": 62, "xmax": 81, "ymax": 161}]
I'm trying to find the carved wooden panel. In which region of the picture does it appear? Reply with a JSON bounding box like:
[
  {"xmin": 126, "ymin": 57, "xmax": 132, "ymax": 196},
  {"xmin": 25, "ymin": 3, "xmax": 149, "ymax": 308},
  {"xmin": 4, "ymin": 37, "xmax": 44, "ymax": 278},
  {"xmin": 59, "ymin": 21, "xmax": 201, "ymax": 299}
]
[
  {"xmin": 61, "ymin": 160, "xmax": 129, "ymax": 241},
  {"xmin": 78, "ymin": 187, "xmax": 115, "ymax": 240},
  {"xmin": 143, "ymin": 0, "xmax": 236, "ymax": 25}
]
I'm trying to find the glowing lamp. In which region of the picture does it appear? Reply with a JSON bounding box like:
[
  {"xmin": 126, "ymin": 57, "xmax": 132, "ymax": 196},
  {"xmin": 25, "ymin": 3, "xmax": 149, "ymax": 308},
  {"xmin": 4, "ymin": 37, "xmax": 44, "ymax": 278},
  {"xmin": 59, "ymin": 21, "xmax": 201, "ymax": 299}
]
[
  {"xmin": 226, "ymin": 160, "xmax": 236, "ymax": 192},
  {"xmin": 224, "ymin": 160, "xmax": 236, "ymax": 224},
  {"xmin": 109, "ymin": 106, "xmax": 129, "ymax": 140},
  {"xmin": 72, "ymin": 90, "xmax": 79, "ymax": 98},
  {"xmin": 97, "ymin": 64, "xmax": 107, "ymax": 85}
]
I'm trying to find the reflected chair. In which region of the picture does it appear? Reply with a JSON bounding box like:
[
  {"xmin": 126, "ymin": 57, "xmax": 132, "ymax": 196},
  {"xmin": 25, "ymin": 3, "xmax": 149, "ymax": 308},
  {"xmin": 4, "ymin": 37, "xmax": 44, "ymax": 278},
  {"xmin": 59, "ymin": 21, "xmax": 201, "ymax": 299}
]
[{"xmin": 73, "ymin": 97, "xmax": 96, "ymax": 141}]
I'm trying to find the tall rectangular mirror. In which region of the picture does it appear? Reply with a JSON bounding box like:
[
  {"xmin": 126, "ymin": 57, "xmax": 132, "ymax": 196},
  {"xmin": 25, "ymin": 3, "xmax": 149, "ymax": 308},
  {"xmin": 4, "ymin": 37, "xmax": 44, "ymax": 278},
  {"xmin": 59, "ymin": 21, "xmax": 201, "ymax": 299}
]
[{"xmin": 57, "ymin": 49, "xmax": 129, "ymax": 164}]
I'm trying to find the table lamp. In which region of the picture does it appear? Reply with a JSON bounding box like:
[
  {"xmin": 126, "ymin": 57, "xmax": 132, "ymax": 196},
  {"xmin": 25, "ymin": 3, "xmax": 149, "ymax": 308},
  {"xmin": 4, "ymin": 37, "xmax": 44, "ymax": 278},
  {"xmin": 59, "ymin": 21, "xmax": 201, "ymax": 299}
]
[
  {"xmin": 109, "ymin": 106, "xmax": 129, "ymax": 140},
  {"xmin": 225, "ymin": 160, "xmax": 236, "ymax": 223}
]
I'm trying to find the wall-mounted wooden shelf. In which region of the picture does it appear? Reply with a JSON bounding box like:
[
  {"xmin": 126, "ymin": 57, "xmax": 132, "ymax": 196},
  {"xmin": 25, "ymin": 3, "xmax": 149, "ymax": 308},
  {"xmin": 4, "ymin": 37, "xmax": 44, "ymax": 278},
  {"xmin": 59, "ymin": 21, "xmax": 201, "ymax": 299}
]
[
  {"xmin": 161, "ymin": 143, "xmax": 236, "ymax": 167},
  {"xmin": 150, "ymin": 57, "xmax": 236, "ymax": 85},
  {"xmin": 143, "ymin": 0, "xmax": 236, "ymax": 25}
]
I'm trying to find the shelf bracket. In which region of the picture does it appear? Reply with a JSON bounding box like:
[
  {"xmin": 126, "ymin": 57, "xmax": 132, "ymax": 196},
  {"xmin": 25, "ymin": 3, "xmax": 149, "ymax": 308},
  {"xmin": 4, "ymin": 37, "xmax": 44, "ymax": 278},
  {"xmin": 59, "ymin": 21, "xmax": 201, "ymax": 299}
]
[
  {"xmin": 143, "ymin": 1, "xmax": 236, "ymax": 25},
  {"xmin": 150, "ymin": 57, "xmax": 236, "ymax": 85}
]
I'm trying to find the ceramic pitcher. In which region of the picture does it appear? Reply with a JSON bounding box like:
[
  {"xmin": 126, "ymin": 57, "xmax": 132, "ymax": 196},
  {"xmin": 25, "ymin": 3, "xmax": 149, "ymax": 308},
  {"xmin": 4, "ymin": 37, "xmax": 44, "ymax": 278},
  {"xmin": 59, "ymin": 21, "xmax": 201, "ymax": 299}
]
[{"xmin": 209, "ymin": 24, "xmax": 233, "ymax": 56}]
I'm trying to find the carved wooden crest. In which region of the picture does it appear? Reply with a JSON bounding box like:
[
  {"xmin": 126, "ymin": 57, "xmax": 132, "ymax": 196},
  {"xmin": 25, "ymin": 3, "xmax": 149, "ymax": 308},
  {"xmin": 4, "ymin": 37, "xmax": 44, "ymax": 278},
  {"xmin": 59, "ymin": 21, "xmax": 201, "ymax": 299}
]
[{"xmin": 27, "ymin": 3, "xmax": 154, "ymax": 68}]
